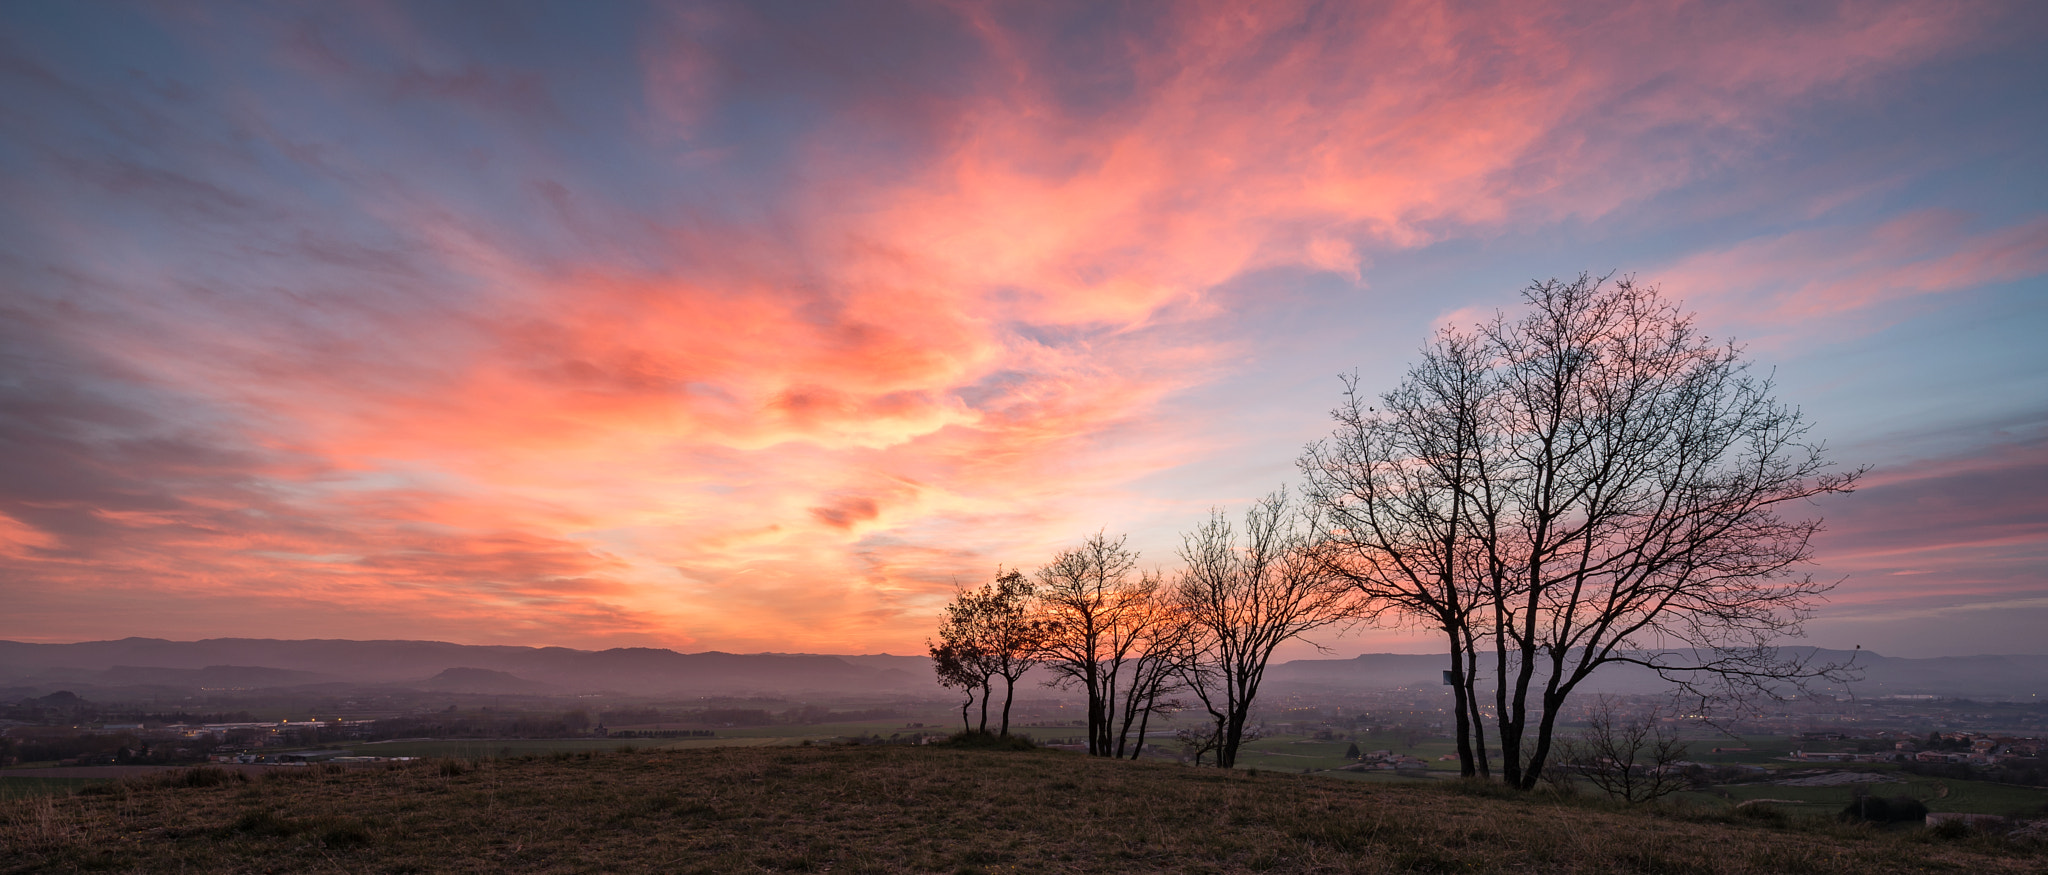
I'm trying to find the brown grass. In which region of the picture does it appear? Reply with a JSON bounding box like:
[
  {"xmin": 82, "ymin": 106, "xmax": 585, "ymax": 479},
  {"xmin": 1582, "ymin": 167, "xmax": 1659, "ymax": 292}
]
[{"xmin": 1, "ymin": 745, "xmax": 2041, "ymax": 873}]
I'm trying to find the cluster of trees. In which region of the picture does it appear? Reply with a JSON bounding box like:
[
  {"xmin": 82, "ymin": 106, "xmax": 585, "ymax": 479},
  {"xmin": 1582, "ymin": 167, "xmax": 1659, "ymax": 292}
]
[
  {"xmin": 932, "ymin": 493, "xmax": 1352, "ymax": 768},
  {"xmin": 934, "ymin": 275, "xmax": 1861, "ymax": 787},
  {"xmin": 366, "ymin": 710, "xmax": 605, "ymax": 740},
  {"xmin": 0, "ymin": 729, "xmax": 210, "ymax": 767},
  {"xmin": 1, "ymin": 691, "xmax": 104, "ymax": 724}
]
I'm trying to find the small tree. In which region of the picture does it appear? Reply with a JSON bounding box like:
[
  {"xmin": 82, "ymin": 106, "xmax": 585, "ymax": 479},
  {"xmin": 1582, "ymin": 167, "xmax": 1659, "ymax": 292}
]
[
  {"xmin": 1176, "ymin": 723, "xmax": 1222, "ymax": 766},
  {"xmin": 929, "ymin": 569, "xmax": 1046, "ymax": 736},
  {"xmin": 1035, "ymin": 533, "xmax": 1184, "ymax": 757},
  {"xmin": 974, "ymin": 568, "xmax": 1047, "ymax": 736},
  {"xmin": 1549, "ymin": 697, "xmax": 1692, "ymax": 803},
  {"xmin": 928, "ymin": 639, "xmax": 985, "ymax": 734},
  {"xmin": 1109, "ymin": 590, "xmax": 1197, "ymax": 759},
  {"xmin": 1177, "ymin": 489, "xmax": 1354, "ymax": 768}
]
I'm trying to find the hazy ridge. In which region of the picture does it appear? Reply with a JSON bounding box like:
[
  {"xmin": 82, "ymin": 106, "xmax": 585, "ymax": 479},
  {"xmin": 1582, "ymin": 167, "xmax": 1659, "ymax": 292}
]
[{"xmin": 0, "ymin": 638, "xmax": 2042, "ymax": 700}]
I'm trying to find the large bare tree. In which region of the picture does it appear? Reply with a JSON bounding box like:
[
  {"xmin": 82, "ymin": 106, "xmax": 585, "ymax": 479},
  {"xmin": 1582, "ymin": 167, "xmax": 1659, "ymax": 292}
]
[
  {"xmin": 1303, "ymin": 274, "xmax": 1861, "ymax": 788},
  {"xmin": 1177, "ymin": 489, "xmax": 1354, "ymax": 768}
]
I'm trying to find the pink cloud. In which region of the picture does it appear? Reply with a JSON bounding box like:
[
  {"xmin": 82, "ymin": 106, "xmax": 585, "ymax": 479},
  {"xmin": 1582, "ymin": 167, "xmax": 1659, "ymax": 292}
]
[
  {"xmin": 1659, "ymin": 211, "xmax": 2048, "ymax": 339},
  {"xmin": 0, "ymin": 0, "xmax": 2021, "ymax": 653}
]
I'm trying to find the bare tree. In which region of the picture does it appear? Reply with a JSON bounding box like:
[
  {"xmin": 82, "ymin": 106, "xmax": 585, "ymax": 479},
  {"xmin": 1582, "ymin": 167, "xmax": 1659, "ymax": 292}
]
[
  {"xmin": 1034, "ymin": 533, "xmax": 1183, "ymax": 757},
  {"xmin": 1303, "ymin": 274, "xmax": 1862, "ymax": 789},
  {"xmin": 1549, "ymin": 697, "xmax": 1693, "ymax": 803},
  {"xmin": 1299, "ymin": 332, "xmax": 1501, "ymax": 778},
  {"xmin": 1176, "ymin": 716, "xmax": 1263, "ymax": 766},
  {"xmin": 1177, "ymin": 489, "xmax": 1354, "ymax": 768},
  {"xmin": 1480, "ymin": 275, "xmax": 1862, "ymax": 788},
  {"xmin": 1110, "ymin": 593, "xmax": 1197, "ymax": 759}
]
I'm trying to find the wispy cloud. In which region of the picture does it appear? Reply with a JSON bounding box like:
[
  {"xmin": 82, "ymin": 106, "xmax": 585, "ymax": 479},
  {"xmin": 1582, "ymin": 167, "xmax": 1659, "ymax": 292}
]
[{"xmin": 0, "ymin": 0, "xmax": 2034, "ymax": 652}]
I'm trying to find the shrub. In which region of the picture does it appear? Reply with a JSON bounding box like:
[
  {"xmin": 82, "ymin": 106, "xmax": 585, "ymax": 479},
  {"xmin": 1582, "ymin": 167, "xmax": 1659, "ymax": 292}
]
[
  {"xmin": 1734, "ymin": 802, "xmax": 1788, "ymax": 824},
  {"xmin": 231, "ymin": 809, "xmax": 295, "ymax": 837},
  {"xmin": 1928, "ymin": 818, "xmax": 1973, "ymax": 840},
  {"xmin": 310, "ymin": 816, "xmax": 373, "ymax": 847},
  {"xmin": 163, "ymin": 767, "xmax": 245, "ymax": 789},
  {"xmin": 1839, "ymin": 794, "xmax": 1928, "ymax": 824}
]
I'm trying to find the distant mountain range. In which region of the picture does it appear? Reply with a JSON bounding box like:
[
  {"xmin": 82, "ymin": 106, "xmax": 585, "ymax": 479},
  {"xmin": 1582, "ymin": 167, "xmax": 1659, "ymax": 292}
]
[
  {"xmin": 0, "ymin": 638, "xmax": 2041, "ymax": 700},
  {"xmin": 1264, "ymin": 648, "xmax": 2048, "ymax": 700},
  {"xmin": 0, "ymin": 638, "xmax": 933, "ymax": 698}
]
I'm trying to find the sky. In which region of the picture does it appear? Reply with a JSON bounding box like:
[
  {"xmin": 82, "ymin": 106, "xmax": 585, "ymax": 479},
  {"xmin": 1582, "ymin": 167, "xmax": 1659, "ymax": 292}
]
[{"xmin": 1, "ymin": 1, "xmax": 2043, "ymax": 659}]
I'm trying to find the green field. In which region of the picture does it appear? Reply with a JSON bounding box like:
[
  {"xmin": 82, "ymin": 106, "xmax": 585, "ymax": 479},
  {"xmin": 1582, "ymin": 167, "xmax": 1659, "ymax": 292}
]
[
  {"xmin": 1233, "ymin": 735, "xmax": 1457, "ymax": 776},
  {"xmin": 1678, "ymin": 772, "xmax": 2048, "ymax": 819},
  {"xmin": 1685, "ymin": 736, "xmax": 1806, "ymax": 765}
]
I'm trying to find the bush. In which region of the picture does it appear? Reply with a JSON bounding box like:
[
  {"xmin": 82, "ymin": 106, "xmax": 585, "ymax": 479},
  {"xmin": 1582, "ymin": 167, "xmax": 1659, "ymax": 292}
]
[
  {"xmin": 1928, "ymin": 818, "xmax": 1973, "ymax": 840},
  {"xmin": 162, "ymin": 767, "xmax": 245, "ymax": 789},
  {"xmin": 231, "ymin": 809, "xmax": 295, "ymax": 837},
  {"xmin": 1734, "ymin": 802, "xmax": 1788, "ymax": 824},
  {"xmin": 1839, "ymin": 794, "xmax": 1928, "ymax": 824}
]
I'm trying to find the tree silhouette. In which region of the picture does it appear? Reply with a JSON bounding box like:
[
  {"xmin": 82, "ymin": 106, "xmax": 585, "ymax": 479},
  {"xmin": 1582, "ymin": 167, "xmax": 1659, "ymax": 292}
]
[
  {"xmin": 929, "ymin": 568, "xmax": 1046, "ymax": 736},
  {"xmin": 1034, "ymin": 532, "xmax": 1182, "ymax": 757},
  {"xmin": 1302, "ymin": 274, "xmax": 1862, "ymax": 788},
  {"xmin": 1177, "ymin": 489, "xmax": 1354, "ymax": 768}
]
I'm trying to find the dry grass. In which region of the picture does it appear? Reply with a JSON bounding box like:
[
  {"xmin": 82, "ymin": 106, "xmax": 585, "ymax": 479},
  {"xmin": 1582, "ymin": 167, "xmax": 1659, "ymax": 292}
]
[{"xmin": 1, "ymin": 745, "xmax": 2041, "ymax": 873}]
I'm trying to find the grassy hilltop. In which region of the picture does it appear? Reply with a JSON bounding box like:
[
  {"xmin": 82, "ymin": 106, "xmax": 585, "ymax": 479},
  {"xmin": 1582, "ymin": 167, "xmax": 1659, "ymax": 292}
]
[{"xmin": 3, "ymin": 744, "xmax": 2043, "ymax": 874}]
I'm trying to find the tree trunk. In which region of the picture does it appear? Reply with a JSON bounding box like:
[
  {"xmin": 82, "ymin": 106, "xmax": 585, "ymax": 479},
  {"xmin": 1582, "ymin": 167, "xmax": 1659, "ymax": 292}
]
[
  {"xmin": 1520, "ymin": 688, "xmax": 1569, "ymax": 790},
  {"xmin": 1464, "ymin": 643, "xmax": 1491, "ymax": 779},
  {"xmin": 1129, "ymin": 703, "xmax": 1152, "ymax": 760},
  {"xmin": 999, "ymin": 676, "xmax": 1016, "ymax": 736},
  {"xmin": 1498, "ymin": 630, "xmax": 1536, "ymax": 788},
  {"xmin": 1219, "ymin": 706, "xmax": 1246, "ymax": 769},
  {"xmin": 1085, "ymin": 661, "xmax": 1103, "ymax": 756},
  {"xmin": 1448, "ymin": 636, "xmax": 1475, "ymax": 777},
  {"xmin": 977, "ymin": 679, "xmax": 992, "ymax": 734}
]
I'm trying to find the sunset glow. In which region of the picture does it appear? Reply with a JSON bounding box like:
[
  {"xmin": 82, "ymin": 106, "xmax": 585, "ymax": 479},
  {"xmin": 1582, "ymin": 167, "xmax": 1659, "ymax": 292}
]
[{"xmin": 2, "ymin": 1, "xmax": 2043, "ymax": 657}]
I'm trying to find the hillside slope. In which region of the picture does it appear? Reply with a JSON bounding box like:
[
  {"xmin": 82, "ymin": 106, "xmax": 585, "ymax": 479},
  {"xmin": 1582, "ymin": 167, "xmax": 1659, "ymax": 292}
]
[{"xmin": 3, "ymin": 745, "xmax": 2040, "ymax": 873}]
